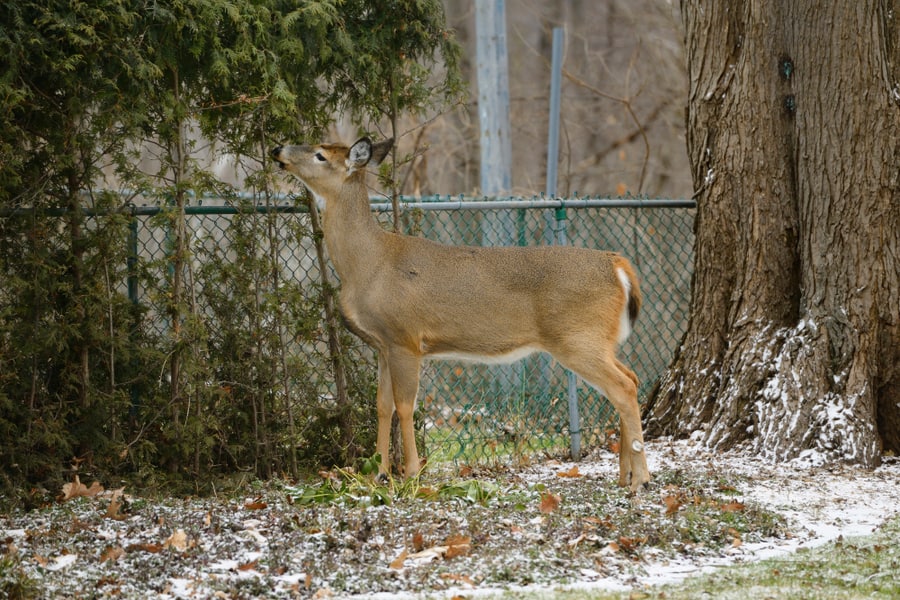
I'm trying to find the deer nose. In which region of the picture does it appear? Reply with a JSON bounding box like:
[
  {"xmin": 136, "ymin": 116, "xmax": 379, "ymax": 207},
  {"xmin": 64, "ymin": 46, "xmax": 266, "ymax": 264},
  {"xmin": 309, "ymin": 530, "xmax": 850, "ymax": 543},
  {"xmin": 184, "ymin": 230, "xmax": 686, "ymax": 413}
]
[{"xmin": 270, "ymin": 146, "xmax": 287, "ymax": 168}]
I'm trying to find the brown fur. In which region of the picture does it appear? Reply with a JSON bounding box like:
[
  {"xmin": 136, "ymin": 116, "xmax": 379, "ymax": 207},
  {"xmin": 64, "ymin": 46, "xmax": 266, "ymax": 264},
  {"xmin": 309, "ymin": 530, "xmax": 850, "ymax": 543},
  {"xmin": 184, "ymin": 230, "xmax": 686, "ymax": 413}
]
[{"xmin": 272, "ymin": 137, "xmax": 650, "ymax": 490}]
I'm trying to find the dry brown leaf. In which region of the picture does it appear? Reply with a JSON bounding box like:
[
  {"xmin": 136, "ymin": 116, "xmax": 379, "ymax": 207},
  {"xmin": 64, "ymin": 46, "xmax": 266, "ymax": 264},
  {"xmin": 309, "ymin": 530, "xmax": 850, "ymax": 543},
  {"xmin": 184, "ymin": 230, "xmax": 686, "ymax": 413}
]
[
  {"xmin": 33, "ymin": 553, "xmax": 48, "ymax": 567},
  {"xmin": 540, "ymin": 491, "xmax": 561, "ymax": 514},
  {"xmin": 105, "ymin": 497, "xmax": 126, "ymax": 521},
  {"xmin": 126, "ymin": 542, "xmax": 163, "ymax": 554},
  {"xmin": 60, "ymin": 475, "xmax": 104, "ymax": 501},
  {"xmin": 440, "ymin": 573, "xmax": 476, "ymax": 586},
  {"xmin": 100, "ymin": 545, "xmax": 125, "ymax": 563},
  {"xmin": 458, "ymin": 465, "xmax": 473, "ymax": 477},
  {"xmin": 663, "ymin": 495, "xmax": 683, "ymax": 516},
  {"xmin": 618, "ymin": 535, "xmax": 647, "ymax": 552},
  {"xmin": 444, "ymin": 535, "xmax": 471, "ymax": 559},
  {"xmin": 238, "ymin": 559, "xmax": 259, "ymax": 571},
  {"xmin": 389, "ymin": 549, "xmax": 408, "ymax": 570},
  {"xmin": 163, "ymin": 528, "xmax": 189, "ymax": 552},
  {"xmin": 412, "ymin": 531, "xmax": 426, "ymax": 553},
  {"xmin": 244, "ymin": 500, "xmax": 268, "ymax": 511},
  {"xmin": 415, "ymin": 487, "xmax": 437, "ymax": 499},
  {"xmin": 720, "ymin": 501, "xmax": 746, "ymax": 512},
  {"xmin": 556, "ymin": 466, "xmax": 581, "ymax": 478}
]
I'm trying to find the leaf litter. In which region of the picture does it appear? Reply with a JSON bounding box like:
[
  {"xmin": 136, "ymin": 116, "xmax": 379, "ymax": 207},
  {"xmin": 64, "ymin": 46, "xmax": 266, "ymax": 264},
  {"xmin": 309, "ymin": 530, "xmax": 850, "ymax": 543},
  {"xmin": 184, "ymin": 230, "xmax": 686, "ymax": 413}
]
[{"xmin": 2, "ymin": 437, "xmax": 899, "ymax": 598}]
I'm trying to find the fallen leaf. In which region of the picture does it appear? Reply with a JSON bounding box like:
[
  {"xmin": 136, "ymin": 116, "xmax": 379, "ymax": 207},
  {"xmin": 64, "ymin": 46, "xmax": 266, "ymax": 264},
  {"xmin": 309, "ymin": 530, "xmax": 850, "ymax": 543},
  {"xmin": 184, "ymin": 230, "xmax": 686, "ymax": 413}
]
[
  {"xmin": 389, "ymin": 549, "xmax": 408, "ymax": 570},
  {"xmin": 125, "ymin": 543, "xmax": 163, "ymax": 554},
  {"xmin": 244, "ymin": 500, "xmax": 268, "ymax": 511},
  {"xmin": 440, "ymin": 573, "xmax": 476, "ymax": 586},
  {"xmin": 617, "ymin": 535, "xmax": 647, "ymax": 552},
  {"xmin": 720, "ymin": 501, "xmax": 745, "ymax": 512},
  {"xmin": 105, "ymin": 497, "xmax": 126, "ymax": 521},
  {"xmin": 415, "ymin": 487, "xmax": 437, "ymax": 499},
  {"xmin": 412, "ymin": 531, "xmax": 426, "ymax": 553},
  {"xmin": 663, "ymin": 495, "xmax": 682, "ymax": 516},
  {"xmin": 318, "ymin": 469, "xmax": 339, "ymax": 481},
  {"xmin": 163, "ymin": 528, "xmax": 189, "ymax": 552},
  {"xmin": 458, "ymin": 465, "xmax": 473, "ymax": 477},
  {"xmin": 540, "ymin": 491, "xmax": 560, "ymax": 514},
  {"xmin": 100, "ymin": 546, "xmax": 125, "ymax": 563},
  {"xmin": 238, "ymin": 559, "xmax": 259, "ymax": 571},
  {"xmin": 61, "ymin": 475, "xmax": 104, "ymax": 501},
  {"xmin": 609, "ymin": 440, "xmax": 621, "ymax": 454},
  {"xmin": 556, "ymin": 466, "xmax": 581, "ymax": 478},
  {"xmin": 444, "ymin": 535, "xmax": 471, "ymax": 559}
]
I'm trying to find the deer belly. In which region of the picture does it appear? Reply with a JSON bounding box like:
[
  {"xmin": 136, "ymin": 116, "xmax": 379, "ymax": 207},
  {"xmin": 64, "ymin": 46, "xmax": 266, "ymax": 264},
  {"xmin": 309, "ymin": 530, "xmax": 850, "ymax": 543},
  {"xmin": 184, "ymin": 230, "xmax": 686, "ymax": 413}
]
[{"xmin": 424, "ymin": 345, "xmax": 541, "ymax": 365}]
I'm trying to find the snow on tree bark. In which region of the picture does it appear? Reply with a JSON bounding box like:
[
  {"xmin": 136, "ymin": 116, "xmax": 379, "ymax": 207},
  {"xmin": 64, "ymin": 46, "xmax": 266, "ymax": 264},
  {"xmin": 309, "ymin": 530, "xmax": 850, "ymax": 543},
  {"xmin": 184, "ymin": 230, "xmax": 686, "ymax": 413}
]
[{"xmin": 645, "ymin": 0, "xmax": 900, "ymax": 467}]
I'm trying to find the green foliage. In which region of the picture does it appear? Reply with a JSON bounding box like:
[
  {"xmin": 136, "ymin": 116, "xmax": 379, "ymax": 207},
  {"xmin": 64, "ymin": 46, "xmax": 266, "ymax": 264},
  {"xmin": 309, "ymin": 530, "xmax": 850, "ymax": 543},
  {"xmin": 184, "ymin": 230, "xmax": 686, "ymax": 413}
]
[
  {"xmin": 286, "ymin": 460, "xmax": 500, "ymax": 508},
  {"xmin": 0, "ymin": 0, "xmax": 462, "ymax": 497},
  {"xmin": 0, "ymin": 553, "xmax": 38, "ymax": 600}
]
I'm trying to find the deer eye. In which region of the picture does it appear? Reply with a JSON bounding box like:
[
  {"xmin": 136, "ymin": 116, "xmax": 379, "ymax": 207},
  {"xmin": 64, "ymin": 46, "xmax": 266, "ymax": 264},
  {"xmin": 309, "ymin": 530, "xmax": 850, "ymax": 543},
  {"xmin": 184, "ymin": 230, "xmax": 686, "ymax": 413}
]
[{"xmin": 314, "ymin": 152, "xmax": 326, "ymax": 162}]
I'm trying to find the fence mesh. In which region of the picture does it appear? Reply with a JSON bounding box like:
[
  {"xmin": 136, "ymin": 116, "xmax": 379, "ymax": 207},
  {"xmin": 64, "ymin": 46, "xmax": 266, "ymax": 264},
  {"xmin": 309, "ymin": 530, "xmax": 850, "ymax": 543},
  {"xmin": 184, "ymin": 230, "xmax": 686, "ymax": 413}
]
[{"xmin": 128, "ymin": 196, "xmax": 694, "ymax": 465}]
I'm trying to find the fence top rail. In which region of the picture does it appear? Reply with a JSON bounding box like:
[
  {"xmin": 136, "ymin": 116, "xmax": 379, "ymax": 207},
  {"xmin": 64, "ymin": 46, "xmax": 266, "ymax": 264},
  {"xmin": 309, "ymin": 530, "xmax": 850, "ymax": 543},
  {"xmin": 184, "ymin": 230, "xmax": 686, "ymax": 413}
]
[{"xmin": 0, "ymin": 195, "xmax": 695, "ymax": 217}]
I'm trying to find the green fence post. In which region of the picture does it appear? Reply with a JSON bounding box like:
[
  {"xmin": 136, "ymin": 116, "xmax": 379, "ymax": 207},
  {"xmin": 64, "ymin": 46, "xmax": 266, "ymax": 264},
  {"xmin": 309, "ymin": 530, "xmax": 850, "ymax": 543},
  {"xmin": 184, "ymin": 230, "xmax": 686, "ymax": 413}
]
[{"xmin": 127, "ymin": 213, "xmax": 140, "ymax": 416}]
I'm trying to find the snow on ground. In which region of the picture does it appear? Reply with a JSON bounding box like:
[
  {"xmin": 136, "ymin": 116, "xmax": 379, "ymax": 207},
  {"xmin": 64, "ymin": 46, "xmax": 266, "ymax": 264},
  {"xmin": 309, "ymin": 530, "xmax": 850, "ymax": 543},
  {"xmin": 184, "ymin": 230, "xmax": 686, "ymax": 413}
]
[
  {"xmin": 3, "ymin": 438, "xmax": 899, "ymax": 598},
  {"xmin": 530, "ymin": 437, "xmax": 900, "ymax": 592}
]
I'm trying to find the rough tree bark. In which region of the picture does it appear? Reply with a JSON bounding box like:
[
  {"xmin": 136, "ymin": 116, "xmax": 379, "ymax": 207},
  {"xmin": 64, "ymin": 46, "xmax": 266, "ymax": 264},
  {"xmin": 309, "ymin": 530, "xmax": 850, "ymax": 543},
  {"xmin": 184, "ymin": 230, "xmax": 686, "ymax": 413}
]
[{"xmin": 645, "ymin": 0, "xmax": 900, "ymax": 466}]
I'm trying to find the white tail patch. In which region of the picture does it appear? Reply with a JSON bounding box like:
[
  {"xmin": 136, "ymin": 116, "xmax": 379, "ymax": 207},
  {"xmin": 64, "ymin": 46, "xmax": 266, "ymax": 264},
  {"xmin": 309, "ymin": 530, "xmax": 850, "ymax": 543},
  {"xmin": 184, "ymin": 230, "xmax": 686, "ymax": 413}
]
[{"xmin": 616, "ymin": 266, "xmax": 633, "ymax": 345}]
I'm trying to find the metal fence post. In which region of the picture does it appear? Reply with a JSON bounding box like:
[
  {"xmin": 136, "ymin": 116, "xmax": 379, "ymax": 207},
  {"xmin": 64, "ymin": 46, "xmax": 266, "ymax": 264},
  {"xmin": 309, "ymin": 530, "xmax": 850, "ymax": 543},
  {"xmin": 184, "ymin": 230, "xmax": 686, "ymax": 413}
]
[
  {"xmin": 544, "ymin": 27, "xmax": 582, "ymax": 461},
  {"xmin": 127, "ymin": 213, "xmax": 141, "ymax": 416}
]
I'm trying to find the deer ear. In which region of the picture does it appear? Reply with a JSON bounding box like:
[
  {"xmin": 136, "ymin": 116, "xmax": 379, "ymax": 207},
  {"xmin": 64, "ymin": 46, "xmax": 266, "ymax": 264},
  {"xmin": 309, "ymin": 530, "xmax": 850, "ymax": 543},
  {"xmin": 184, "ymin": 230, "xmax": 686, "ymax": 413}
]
[
  {"xmin": 348, "ymin": 137, "xmax": 373, "ymax": 168},
  {"xmin": 369, "ymin": 138, "xmax": 394, "ymax": 167}
]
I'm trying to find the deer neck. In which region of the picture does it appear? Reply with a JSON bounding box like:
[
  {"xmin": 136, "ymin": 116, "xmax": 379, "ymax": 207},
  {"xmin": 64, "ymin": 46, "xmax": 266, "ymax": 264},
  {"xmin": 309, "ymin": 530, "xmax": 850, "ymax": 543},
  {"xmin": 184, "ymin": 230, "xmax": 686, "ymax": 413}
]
[{"xmin": 320, "ymin": 175, "xmax": 387, "ymax": 285}]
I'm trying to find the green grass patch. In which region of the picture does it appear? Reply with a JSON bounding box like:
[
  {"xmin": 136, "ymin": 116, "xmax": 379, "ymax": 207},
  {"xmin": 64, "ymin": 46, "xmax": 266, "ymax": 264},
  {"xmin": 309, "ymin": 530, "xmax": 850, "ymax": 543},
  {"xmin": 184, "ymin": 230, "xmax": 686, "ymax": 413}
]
[{"xmin": 657, "ymin": 516, "xmax": 900, "ymax": 599}]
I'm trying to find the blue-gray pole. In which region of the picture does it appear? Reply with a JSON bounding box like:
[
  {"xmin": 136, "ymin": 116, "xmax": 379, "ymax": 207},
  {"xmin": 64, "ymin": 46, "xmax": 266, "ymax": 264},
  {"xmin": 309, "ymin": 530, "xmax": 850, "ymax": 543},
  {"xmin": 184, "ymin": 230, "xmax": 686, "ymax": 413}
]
[{"xmin": 544, "ymin": 27, "xmax": 582, "ymax": 461}]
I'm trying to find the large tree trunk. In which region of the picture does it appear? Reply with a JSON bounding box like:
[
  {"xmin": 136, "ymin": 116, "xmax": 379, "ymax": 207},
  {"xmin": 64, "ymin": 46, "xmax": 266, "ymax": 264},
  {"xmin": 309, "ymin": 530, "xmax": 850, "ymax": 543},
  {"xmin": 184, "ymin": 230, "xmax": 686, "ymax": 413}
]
[{"xmin": 645, "ymin": 0, "xmax": 900, "ymax": 466}]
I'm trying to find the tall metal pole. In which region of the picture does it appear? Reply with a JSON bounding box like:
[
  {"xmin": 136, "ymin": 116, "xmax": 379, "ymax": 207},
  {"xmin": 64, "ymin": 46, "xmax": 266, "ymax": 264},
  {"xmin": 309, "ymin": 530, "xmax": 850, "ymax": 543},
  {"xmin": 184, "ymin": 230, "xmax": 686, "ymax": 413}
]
[
  {"xmin": 544, "ymin": 27, "xmax": 582, "ymax": 461},
  {"xmin": 475, "ymin": 0, "xmax": 519, "ymax": 409},
  {"xmin": 475, "ymin": 0, "xmax": 512, "ymax": 197}
]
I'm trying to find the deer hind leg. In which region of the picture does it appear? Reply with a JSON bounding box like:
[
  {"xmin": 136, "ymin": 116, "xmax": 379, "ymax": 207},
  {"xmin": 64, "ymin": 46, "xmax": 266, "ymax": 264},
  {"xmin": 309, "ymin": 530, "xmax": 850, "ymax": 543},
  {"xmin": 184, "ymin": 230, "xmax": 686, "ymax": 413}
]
[
  {"xmin": 386, "ymin": 348, "xmax": 424, "ymax": 477},
  {"xmin": 559, "ymin": 348, "xmax": 650, "ymax": 491},
  {"xmin": 375, "ymin": 353, "xmax": 395, "ymax": 477}
]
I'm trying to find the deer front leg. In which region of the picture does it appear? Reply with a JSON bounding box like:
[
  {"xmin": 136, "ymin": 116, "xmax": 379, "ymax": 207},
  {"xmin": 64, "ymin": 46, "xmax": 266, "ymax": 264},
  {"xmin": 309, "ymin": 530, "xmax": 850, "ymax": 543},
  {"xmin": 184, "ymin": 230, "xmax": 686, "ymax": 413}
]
[
  {"xmin": 375, "ymin": 353, "xmax": 394, "ymax": 478},
  {"xmin": 388, "ymin": 349, "xmax": 423, "ymax": 477}
]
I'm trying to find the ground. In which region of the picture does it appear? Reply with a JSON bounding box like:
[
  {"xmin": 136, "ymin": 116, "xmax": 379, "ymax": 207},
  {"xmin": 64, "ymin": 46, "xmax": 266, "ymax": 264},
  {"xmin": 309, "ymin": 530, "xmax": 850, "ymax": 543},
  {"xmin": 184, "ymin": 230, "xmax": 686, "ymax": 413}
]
[{"xmin": 2, "ymin": 438, "xmax": 898, "ymax": 598}]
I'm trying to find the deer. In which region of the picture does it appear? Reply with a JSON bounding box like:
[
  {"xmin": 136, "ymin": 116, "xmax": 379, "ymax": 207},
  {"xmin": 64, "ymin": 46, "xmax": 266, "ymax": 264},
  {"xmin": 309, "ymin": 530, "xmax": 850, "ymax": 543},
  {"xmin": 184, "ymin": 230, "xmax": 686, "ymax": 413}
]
[{"xmin": 271, "ymin": 136, "xmax": 651, "ymax": 491}]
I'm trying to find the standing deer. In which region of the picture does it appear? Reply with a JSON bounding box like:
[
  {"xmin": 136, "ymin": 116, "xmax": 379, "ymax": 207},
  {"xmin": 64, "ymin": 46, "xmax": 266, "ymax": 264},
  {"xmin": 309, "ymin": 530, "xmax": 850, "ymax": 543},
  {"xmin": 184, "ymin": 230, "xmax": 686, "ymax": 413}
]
[{"xmin": 271, "ymin": 137, "xmax": 650, "ymax": 490}]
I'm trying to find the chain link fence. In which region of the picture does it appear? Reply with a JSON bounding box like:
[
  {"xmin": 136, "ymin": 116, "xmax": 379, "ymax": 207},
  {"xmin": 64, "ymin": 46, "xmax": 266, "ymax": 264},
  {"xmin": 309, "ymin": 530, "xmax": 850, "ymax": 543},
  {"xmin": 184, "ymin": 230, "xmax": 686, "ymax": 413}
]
[{"xmin": 126, "ymin": 195, "xmax": 694, "ymax": 466}]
